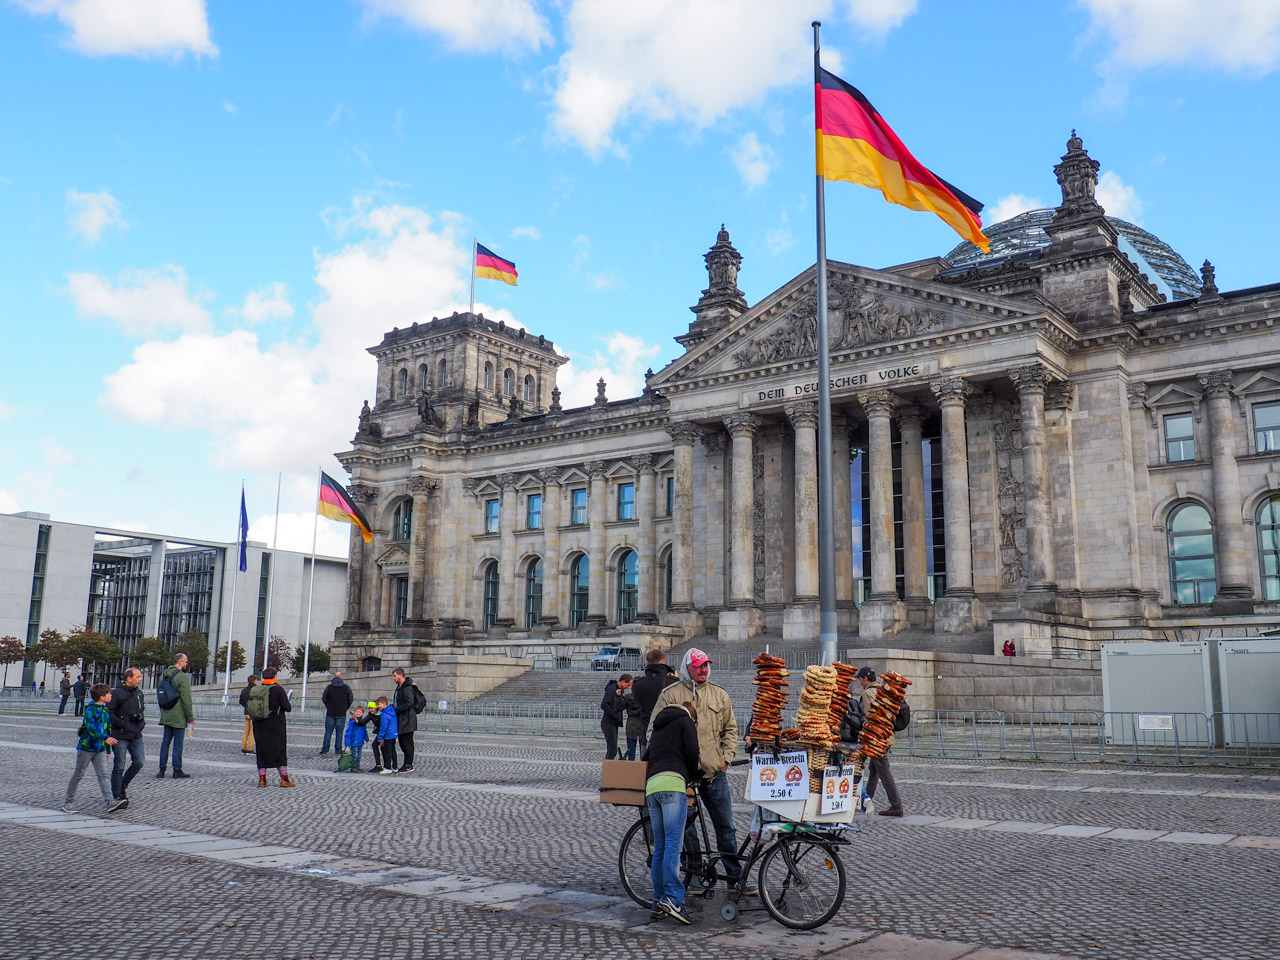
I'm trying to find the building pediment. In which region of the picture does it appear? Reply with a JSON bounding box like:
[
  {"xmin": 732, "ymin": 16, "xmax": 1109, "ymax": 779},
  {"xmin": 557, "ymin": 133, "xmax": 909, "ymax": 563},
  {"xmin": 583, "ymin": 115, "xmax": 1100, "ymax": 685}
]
[
  {"xmin": 651, "ymin": 261, "xmax": 1047, "ymax": 388},
  {"xmin": 376, "ymin": 545, "xmax": 410, "ymax": 569}
]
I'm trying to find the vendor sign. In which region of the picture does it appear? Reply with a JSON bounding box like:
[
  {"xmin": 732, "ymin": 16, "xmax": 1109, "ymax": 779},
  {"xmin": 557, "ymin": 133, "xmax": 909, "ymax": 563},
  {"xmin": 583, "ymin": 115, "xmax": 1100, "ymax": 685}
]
[
  {"xmin": 820, "ymin": 764, "xmax": 858, "ymax": 814},
  {"xmin": 749, "ymin": 750, "xmax": 808, "ymax": 802}
]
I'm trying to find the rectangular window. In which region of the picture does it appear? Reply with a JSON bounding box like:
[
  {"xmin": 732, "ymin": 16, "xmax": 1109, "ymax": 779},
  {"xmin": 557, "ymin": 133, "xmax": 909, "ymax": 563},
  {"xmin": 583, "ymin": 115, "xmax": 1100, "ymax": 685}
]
[
  {"xmin": 526, "ymin": 494, "xmax": 542, "ymax": 530},
  {"xmin": 395, "ymin": 576, "xmax": 409, "ymax": 627},
  {"xmin": 1255, "ymin": 401, "xmax": 1280, "ymax": 453},
  {"xmin": 484, "ymin": 498, "xmax": 500, "ymax": 534},
  {"xmin": 1165, "ymin": 414, "xmax": 1195, "ymax": 463},
  {"xmin": 571, "ymin": 488, "xmax": 587, "ymax": 525},
  {"xmin": 617, "ymin": 482, "xmax": 635, "ymax": 521},
  {"xmin": 665, "ymin": 476, "xmax": 674, "ymax": 516}
]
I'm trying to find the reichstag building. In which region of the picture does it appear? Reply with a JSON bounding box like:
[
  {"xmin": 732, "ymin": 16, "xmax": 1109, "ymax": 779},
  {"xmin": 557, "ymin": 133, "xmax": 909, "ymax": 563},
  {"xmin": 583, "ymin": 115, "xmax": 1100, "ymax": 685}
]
[{"xmin": 333, "ymin": 134, "xmax": 1280, "ymax": 661}]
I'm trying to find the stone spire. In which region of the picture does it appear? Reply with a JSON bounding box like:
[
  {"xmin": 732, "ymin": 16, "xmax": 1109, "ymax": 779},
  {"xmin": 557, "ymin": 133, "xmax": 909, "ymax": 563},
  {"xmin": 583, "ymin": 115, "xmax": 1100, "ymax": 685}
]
[
  {"xmin": 1199, "ymin": 260, "xmax": 1219, "ymax": 298},
  {"xmin": 1052, "ymin": 130, "xmax": 1104, "ymax": 224},
  {"xmin": 677, "ymin": 225, "xmax": 749, "ymax": 351}
]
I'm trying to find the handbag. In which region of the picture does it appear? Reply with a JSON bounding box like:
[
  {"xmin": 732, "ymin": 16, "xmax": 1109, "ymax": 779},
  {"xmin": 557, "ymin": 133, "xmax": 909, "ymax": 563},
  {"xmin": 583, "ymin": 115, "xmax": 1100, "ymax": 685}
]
[{"xmin": 337, "ymin": 748, "xmax": 356, "ymax": 772}]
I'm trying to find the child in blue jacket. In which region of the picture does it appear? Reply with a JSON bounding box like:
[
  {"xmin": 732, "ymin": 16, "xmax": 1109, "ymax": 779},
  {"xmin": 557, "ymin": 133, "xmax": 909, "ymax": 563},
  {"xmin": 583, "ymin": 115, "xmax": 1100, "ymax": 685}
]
[
  {"xmin": 376, "ymin": 696, "xmax": 399, "ymax": 774},
  {"xmin": 344, "ymin": 706, "xmax": 370, "ymax": 771}
]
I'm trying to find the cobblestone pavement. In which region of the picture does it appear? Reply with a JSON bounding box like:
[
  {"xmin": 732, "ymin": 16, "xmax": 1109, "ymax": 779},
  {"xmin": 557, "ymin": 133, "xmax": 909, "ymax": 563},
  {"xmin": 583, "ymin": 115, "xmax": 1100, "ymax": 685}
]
[{"xmin": 2, "ymin": 711, "xmax": 1277, "ymax": 960}]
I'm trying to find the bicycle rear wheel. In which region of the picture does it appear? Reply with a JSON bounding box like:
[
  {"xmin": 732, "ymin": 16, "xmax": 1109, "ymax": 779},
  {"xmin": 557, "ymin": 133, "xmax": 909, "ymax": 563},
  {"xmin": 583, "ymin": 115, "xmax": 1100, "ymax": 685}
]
[
  {"xmin": 618, "ymin": 817, "xmax": 655, "ymax": 907},
  {"xmin": 758, "ymin": 836, "xmax": 846, "ymax": 930}
]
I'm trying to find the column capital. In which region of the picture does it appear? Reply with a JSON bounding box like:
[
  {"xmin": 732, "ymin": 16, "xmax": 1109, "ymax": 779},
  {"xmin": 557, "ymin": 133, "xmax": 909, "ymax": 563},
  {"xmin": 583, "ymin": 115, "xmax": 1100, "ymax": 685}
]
[
  {"xmin": 897, "ymin": 401, "xmax": 923, "ymax": 432},
  {"xmin": 539, "ymin": 466, "xmax": 562, "ymax": 487},
  {"xmin": 1044, "ymin": 379, "xmax": 1075, "ymax": 411},
  {"xmin": 857, "ymin": 390, "xmax": 899, "ymax": 419},
  {"xmin": 497, "ymin": 472, "xmax": 518, "ymax": 490},
  {"xmin": 460, "ymin": 477, "xmax": 479, "ymax": 499},
  {"xmin": 1008, "ymin": 362, "xmax": 1051, "ymax": 395},
  {"xmin": 785, "ymin": 401, "xmax": 818, "ymax": 429},
  {"xmin": 700, "ymin": 430, "xmax": 727, "ymax": 455},
  {"xmin": 665, "ymin": 421, "xmax": 701, "ymax": 446},
  {"xmin": 1197, "ymin": 370, "xmax": 1235, "ymax": 399},
  {"xmin": 930, "ymin": 377, "xmax": 972, "ymax": 406},
  {"xmin": 723, "ymin": 412, "xmax": 761, "ymax": 437},
  {"xmin": 349, "ymin": 483, "xmax": 377, "ymax": 504},
  {"xmin": 830, "ymin": 409, "xmax": 853, "ymax": 434},
  {"xmin": 630, "ymin": 453, "xmax": 656, "ymax": 473},
  {"xmin": 408, "ymin": 475, "xmax": 438, "ymax": 497},
  {"xmin": 585, "ymin": 460, "xmax": 607, "ymax": 479},
  {"xmin": 1125, "ymin": 381, "xmax": 1148, "ymax": 410}
]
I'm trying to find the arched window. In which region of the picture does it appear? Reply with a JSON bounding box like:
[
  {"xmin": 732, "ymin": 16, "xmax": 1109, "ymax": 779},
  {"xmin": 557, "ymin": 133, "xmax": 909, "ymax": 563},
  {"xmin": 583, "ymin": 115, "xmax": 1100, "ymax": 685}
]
[
  {"xmin": 1168, "ymin": 503, "xmax": 1216, "ymax": 604},
  {"xmin": 419, "ymin": 364, "xmax": 429, "ymax": 392},
  {"xmin": 482, "ymin": 561, "xmax": 500, "ymax": 629},
  {"xmin": 399, "ymin": 368, "xmax": 409, "ymax": 397},
  {"xmin": 616, "ymin": 550, "xmax": 638, "ymax": 625},
  {"xmin": 484, "ymin": 362, "xmax": 494, "ymax": 392},
  {"xmin": 570, "ymin": 554, "xmax": 590, "ymax": 627},
  {"xmin": 392, "ymin": 499, "xmax": 412, "ymax": 541},
  {"xmin": 503, "ymin": 368, "xmax": 513, "ymax": 395},
  {"xmin": 1258, "ymin": 497, "xmax": 1280, "ymax": 600},
  {"xmin": 437, "ymin": 357, "xmax": 447, "ymax": 389},
  {"xmin": 525, "ymin": 557, "xmax": 543, "ymax": 629},
  {"xmin": 523, "ymin": 374, "xmax": 534, "ymax": 403},
  {"xmin": 360, "ymin": 656, "xmax": 382, "ymax": 673}
]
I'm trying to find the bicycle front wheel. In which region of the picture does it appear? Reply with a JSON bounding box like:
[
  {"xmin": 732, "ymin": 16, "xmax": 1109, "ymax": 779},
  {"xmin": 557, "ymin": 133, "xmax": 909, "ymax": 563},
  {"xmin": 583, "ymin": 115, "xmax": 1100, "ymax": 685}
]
[
  {"xmin": 618, "ymin": 816, "xmax": 655, "ymax": 907},
  {"xmin": 758, "ymin": 836, "xmax": 846, "ymax": 930}
]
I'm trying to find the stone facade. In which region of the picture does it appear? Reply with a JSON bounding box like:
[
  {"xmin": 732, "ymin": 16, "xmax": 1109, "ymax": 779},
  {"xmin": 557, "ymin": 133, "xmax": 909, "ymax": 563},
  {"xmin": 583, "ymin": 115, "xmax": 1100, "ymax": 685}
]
[{"xmin": 333, "ymin": 137, "xmax": 1280, "ymax": 664}]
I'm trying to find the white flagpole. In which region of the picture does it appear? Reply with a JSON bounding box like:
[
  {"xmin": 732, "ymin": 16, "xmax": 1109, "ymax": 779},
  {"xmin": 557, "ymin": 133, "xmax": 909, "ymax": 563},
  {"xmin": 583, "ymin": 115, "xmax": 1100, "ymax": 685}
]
[
  {"xmin": 300, "ymin": 468, "xmax": 321, "ymax": 712},
  {"xmin": 262, "ymin": 472, "xmax": 281, "ymax": 673},
  {"xmin": 469, "ymin": 237, "xmax": 477, "ymax": 316},
  {"xmin": 221, "ymin": 483, "xmax": 243, "ymax": 704}
]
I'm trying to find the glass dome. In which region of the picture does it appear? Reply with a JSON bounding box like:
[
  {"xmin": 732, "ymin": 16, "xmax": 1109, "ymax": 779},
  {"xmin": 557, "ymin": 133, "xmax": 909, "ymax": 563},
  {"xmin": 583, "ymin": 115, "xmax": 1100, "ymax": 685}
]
[{"xmin": 941, "ymin": 208, "xmax": 1202, "ymax": 301}]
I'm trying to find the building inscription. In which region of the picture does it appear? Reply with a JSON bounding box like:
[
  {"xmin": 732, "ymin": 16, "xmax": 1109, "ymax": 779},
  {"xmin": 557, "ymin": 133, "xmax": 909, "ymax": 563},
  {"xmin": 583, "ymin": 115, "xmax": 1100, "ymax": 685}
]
[{"xmin": 740, "ymin": 359, "xmax": 939, "ymax": 407}]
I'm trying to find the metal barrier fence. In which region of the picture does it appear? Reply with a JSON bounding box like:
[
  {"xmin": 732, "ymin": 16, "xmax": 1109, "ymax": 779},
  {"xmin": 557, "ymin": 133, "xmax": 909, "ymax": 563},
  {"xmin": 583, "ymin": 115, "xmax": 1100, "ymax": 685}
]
[{"xmin": 526, "ymin": 648, "xmax": 866, "ymax": 674}]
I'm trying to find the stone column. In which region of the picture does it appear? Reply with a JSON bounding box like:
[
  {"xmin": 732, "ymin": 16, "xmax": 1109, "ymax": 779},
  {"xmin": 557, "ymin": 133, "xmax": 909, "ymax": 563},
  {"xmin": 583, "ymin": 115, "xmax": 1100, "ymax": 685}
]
[
  {"xmin": 930, "ymin": 378, "xmax": 977, "ymax": 635},
  {"xmin": 858, "ymin": 390, "xmax": 902, "ymax": 638},
  {"xmin": 405, "ymin": 475, "xmax": 437, "ymax": 631},
  {"xmin": 1126, "ymin": 384, "xmax": 1160, "ymax": 601},
  {"xmin": 784, "ymin": 402, "xmax": 819, "ymax": 640},
  {"xmin": 341, "ymin": 483, "xmax": 376, "ymax": 628},
  {"xmin": 632, "ymin": 454, "xmax": 658, "ymax": 621},
  {"xmin": 586, "ymin": 460, "xmax": 609, "ymax": 623},
  {"xmin": 720, "ymin": 413, "xmax": 764, "ymax": 641},
  {"xmin": 380, "ymin": 573, "xmax": 394, "ymax": 629},
  {"xmin": 898, "ymin": 402, "xmax": 929, "ymax": 626},
  {"xmin": 494, "ymin": 473, "xmax": 518, "ymax": 629},
  {"xmin": 539, "ymin": 468, "xmax": 562, "ymax": 626},
  {"xmin": 665, "ymin": 423, "xmax": 699, "ymax": 618},
  {"xmin": 1009, "ymin": 363, "xmax": 1057, "ymax": 607},
  {"xmin": 1199, "ymin": 370, "xmax": 1254, "ymax": 612},
  {"xmin": 832, "ymin": 412, "xmax": 854, "ymax": 607}
]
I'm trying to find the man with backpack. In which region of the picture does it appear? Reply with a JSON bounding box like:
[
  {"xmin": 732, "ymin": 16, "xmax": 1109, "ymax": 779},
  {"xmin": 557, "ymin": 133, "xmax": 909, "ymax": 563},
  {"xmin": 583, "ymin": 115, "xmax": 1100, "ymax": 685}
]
[
  {"xmin": 391, "ymin": 668, "xmax": 425, "ymax": 774},
  {"xmin": 156, "ymin": 652, "xmax": 194, "ymax": 779},
  {"xmin": 842, "ymin": 666, "xmax": 904, "ymax": 817},
  {"xmin": 629, "ymin": 648, "xmax": 678, "ymax": 757}
]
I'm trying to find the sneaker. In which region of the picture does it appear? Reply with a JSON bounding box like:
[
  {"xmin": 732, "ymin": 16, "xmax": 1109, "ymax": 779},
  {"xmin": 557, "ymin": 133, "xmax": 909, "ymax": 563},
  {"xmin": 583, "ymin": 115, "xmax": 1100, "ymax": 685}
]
[
  {"xmin": 59, "ymin": 804, "xmax": 78, "ymax": 814},
  {"xmin": 659, "ymin": 898, "xmax": 691, "ymax": 925},
  {"xmin": 649, "ymin": 900, "xmax": 665, "ymax": 921},
  {"xmin": 108, "ymin": 798, "xmax": 128, "ymax": 813},
  {"xmin": 171, "ymin": 771, "xmax": 191, "ymax": 779},
  {"xmin": 732, "ymin": 880, "xmax": 758, "ymax": 897},
  {"xmin": 399, "ymin": 765, "xmax": 414, "ymax": 773},
  {"xmin": 156, "ymin": 770, "xmax": 165, "ymax": 778},
  {"xmin": 379, "ymin": 768, "xmax": 396, "ymax": 775},
  {"xmin": 879, "ymin": 806, "xmax": 904, "ymax": 817}
]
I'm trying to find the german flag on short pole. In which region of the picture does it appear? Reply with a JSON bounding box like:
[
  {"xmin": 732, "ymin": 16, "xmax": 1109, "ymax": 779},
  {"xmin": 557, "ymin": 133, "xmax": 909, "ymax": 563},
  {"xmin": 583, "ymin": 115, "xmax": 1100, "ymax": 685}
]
[
  {"xmin": 475, "ymin": 243, "xmax": 518, "ymax": 286},
  {"xmin": 816, "ymin": 67, "xmax": 989, "ymax": 252},
  {"xmin": 318, "ymin": 471, "xmax": 372, "ymax": 542}
]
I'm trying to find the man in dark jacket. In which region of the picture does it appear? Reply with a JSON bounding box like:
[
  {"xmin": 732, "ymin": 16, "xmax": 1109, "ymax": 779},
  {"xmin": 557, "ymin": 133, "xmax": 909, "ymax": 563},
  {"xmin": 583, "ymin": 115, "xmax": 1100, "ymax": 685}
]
[
  {"xmin": 630, "ymin": 648, "xmax": 678, "ymax": 756},
  {"xmin": 108, "ymin": 668, "xmax": 146, "ymax": 808},
  {"xmin": 58, "ymin": 672, "xmax": 72, "ymax": 714},
  {"xmin": 72, "ymin": 675, "xmax": 88, "ymax": 716},
  {"xmin": 600, "ymin": 674, "xmax": 633, "ymax": 759},
  {"xmin": 238, "ymin": 676, "xmax": 257, "ymax": 754},
  {"xmin": 319, "ymin": 673, "xmax": 353, "ymax": 756},
  {"xmin": 391, "ymin": 668, "xmax": 421, "ymax": 773}
]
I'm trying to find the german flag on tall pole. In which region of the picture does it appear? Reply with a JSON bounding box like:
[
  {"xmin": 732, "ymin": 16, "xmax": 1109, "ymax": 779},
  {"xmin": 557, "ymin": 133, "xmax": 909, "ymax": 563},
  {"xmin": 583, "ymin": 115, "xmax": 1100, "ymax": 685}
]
[
  {"xmin": 318, "ymin": 471, "xmax": 372, "ymax": 542},
  {"xmin": 469, "ymin": 239, "xmax": 518, "ymax": 317}
]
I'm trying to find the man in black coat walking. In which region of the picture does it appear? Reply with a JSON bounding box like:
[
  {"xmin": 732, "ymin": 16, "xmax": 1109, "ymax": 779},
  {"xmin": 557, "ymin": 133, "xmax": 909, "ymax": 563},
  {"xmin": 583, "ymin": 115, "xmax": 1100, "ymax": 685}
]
[
  {"xmin": 392, "ymin": 668, "xmax": 422, "ymax": 773},
  {"xmin": 319, "ymin": 673, "xmax": 354, "ymax": 756},
  {"xmin": 630, "ymin": 648, "xmax": 679, "ymax": 757},
  {"xmin": 108, "ymin": 668, "xmax": 146, "ymax": 809},
  {"xmin": 600, "ymin": 674, "xmax": 633, "ymax": 760},
  {"xmin": 72, "ymin": 675, "xmax": 88, "ymax": 717}
]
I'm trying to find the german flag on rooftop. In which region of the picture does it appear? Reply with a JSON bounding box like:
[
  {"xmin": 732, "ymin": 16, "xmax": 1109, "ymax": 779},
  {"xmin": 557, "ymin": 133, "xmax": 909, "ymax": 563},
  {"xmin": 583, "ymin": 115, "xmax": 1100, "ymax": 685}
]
[
  {"xmin": 816, "ymin": 68, "xmax": 989, "ymax": 252},
  {"xmin": 318, "ymin": 471, "xmax": 373, "ymax": 542},
  {"xmin": 475, "ymin": 243, "xmax": 518, "ymax": 286}
]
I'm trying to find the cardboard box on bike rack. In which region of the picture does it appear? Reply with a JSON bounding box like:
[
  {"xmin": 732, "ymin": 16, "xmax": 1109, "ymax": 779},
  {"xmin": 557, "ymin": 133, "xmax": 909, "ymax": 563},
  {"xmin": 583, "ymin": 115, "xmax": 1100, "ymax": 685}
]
[{"xmin": 600, "ymin": 760, "xmax": 648, "ymax": 806}]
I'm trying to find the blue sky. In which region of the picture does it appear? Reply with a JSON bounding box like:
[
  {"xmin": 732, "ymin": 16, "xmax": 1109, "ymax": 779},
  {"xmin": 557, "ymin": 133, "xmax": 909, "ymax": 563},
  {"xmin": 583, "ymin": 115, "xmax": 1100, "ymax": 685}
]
[{"xmin": 3, "ymin": 0, "xmax": 1279, "ymax": 558}]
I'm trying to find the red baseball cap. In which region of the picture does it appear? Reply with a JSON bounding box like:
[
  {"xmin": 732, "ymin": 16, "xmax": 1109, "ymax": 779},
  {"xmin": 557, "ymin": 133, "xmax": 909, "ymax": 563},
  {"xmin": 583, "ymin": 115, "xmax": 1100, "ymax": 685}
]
[{"xmin": 688, "ymin": 648, "xmax": 713, "ymax": 668}]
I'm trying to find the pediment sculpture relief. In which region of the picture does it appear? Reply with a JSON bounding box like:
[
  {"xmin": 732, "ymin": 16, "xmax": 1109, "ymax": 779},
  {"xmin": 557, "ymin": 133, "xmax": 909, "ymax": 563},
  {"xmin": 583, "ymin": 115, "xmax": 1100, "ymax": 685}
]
[{"xmin": 732, "ymin": 279, "xmax": 946, "ymax": 369}]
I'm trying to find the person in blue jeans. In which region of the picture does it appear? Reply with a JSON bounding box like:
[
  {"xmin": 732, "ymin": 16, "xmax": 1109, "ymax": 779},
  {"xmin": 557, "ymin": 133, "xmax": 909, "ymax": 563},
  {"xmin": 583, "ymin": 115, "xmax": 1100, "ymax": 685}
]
[
  {"xmin": 643, "ymin": 702, "xmax": 700, "ymax": 924},
  {"xmin": 319, "ymin": 673, "xmax": 353, "ymax": 755},
  {"xmin": 344, "ymin": 705, "xmax": 369, "ymax": 770},
  {"xmin": 157, "ymin": 652, "xmax": 194, "ymax": 779}
]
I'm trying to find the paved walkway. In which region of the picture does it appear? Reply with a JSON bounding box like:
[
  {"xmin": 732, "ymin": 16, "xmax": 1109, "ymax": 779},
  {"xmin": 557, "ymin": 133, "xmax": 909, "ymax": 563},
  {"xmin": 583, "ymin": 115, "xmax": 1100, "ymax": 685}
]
[{"xmin": 3, "ymin": 710, "xmax": 1277, "ymax": 960}]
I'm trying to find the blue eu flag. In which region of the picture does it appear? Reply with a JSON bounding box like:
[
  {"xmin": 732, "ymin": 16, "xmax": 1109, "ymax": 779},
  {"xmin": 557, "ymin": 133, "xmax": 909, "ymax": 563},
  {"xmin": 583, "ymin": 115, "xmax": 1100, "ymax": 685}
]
[{"xmin": 238, "ymin": 489, "xmax": 249, "ymax": 572}]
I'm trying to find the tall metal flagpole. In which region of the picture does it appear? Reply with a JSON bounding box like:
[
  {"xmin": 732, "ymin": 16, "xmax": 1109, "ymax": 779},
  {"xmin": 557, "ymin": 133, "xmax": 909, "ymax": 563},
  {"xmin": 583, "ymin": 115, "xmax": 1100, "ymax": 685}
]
[
  {"xmin": 300, "ymin": 468, "xmax": 321, "ymax": 712},
  {"xmin": 813, "ymin": 21, "xmax": 838, "ymax": 668},
  {"xmin": 469, "ymin": 237, "xmax": 477, "ymax": 316},
  {"xmin": 220, "ymin": 483, "xmax": 243, "ymax": 705},
  {"xmin": 261, "ymin": 472, "xmax": 281, "ymax": 673}
]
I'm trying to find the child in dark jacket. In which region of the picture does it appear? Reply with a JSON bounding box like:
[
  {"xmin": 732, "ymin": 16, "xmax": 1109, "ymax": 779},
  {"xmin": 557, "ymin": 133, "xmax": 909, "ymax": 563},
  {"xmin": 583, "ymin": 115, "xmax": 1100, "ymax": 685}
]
[
  {"xmin": 344, "ymin": 706, "xmax": 370, "ymax": 771},
  {"xmin": 376, "ymin": 697, "xmax": 399, "ymax": 774},
  {"xmin": 361, "ymin": 701, "xmax": 383, "ymax": 772},
  {"xmin": 643, "ymin": 703, "xmax": 700, "ymax": 924}
]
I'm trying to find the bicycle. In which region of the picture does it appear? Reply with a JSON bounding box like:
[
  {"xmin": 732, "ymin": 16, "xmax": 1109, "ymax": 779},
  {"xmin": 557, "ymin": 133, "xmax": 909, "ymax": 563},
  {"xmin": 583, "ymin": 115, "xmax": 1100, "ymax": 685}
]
[{"xmin": 617, "ymin": 772, "xmax": 855, "ymax": 929}]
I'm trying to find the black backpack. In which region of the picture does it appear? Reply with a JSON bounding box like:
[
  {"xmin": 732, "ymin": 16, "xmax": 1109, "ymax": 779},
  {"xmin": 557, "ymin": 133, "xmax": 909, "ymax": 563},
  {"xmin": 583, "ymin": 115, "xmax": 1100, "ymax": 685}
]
[
  {"xmin": 892, "ymin": 700, "xmax": 911, "ymax": 732},
  {"xmin": 156, "ymin": 670, "xmax": 181, "ymax": 710},
  {"xmin": 411, "ymin": 684, "xmax": 427, "ymax": 714}
]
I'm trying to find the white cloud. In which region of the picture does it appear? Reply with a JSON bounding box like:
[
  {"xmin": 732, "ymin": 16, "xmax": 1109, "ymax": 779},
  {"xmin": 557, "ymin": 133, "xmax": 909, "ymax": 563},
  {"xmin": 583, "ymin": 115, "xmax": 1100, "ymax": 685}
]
[
  {"xmin": 985, "ymin": 193, "xmax": 1047, "ymax": 225},
  {"xmin": 556, "ymin": 331, "xmax": 662, "ymax": 407},
  {"xmin": 65, "ymin": 188, "xmax": 127, "ymax": 243},
  {"xmin": 359, "ymin": 0, "xmax": 551, "ymax": 54},
  {"xmin": 0, "ymin": 399, "xmax": 13, "ymax": 421},
  {"xmin": 844, "ymin": 0, "xmax": 918, "ymax": 36},
  {"xmin": 511, "ymin": 225, "xmax": 541, "ymax": 240},
  {"xmin": 248, "ymin": 511, "xmax": 350, "ymax": 559},
  {"xmin": 731, "ymin": 132, "xmax": 771, "ymax": 189},
  {"xmin": 229, "ymin": 282, "xmax": 294, "ymax": 324},
  {"xmin": 15, "ymin": 0, "xmax": 217, "ymax": 59},
  {"xmin": 67, "ymin": 265, "xmax": 212, "ymax": 337},
  {"xmin": 1096, "ymin": 170, "xmax": 1142, "ymax": 223},
  {"xmin": 1081, "ymin": 0, "xmax": 1280, "ymax": 73},
  {"xmin": 766, "ymin": 211, "xmax": 794, "ymax": 255},
  {"xmin": 222, "ymin": 99, "xmax": 237, "ymax": 117},
  {"xmin": 42, "ymin": 439, "xmax": 75, "ymax": 468},
  {"xmin": 587, "ymin": 271, "xmax": 623, "ymax": 291}
]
